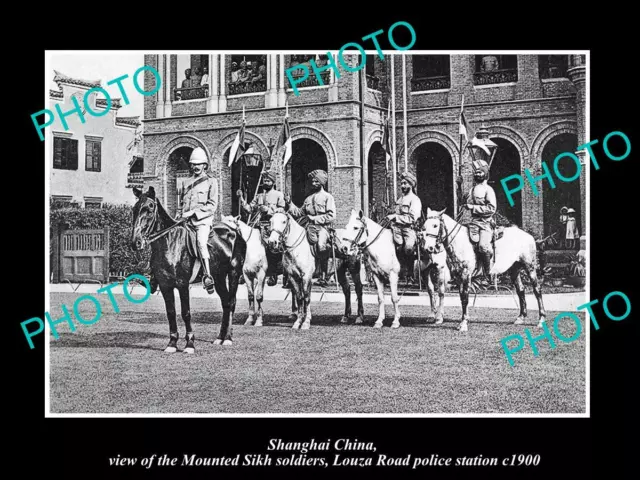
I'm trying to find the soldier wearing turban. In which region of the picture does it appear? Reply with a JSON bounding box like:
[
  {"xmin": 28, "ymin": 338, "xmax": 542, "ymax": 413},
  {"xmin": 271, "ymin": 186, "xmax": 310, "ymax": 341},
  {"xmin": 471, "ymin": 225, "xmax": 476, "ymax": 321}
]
[
  {"xmin": 387, "ymin": 171, "xmax": 423, "ymax": 283},
  {"xmin": 464, "ymin": 159, "xmax": 497, "ymax": 279},
  {"xmin": 237, "ymin": 169, "xmax": 285, "ymax": 286},
  {"xmin": 285, "ymin": 169, "xmax": 336, "ymax": 287}
]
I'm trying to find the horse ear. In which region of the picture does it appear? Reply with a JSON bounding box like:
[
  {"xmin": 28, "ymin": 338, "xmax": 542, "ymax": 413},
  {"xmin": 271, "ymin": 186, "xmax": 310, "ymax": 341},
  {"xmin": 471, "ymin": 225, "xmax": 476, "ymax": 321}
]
[
  {"xmin": 358, "ymin": 209, "xmax": 364, "ymax": 219},
  {"xmin": 147, "ymin": 186, "xmax": 156, "ymax": 199},
  {"xmin": 133, "ymin": 187, "xmax": 142, "ymax": 198},
  {"xmin": 234, "ymin": 215, "xmax": 240, "ymax": 221},
  {"xmin": 438, "ymin": 208, "xmax": 446, "ymax": 216}
]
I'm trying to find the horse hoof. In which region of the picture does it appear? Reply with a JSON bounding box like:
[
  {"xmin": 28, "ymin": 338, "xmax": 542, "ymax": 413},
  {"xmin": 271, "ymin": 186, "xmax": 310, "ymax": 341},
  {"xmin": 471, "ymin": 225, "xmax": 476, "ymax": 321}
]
[
  {"xmin": 340, "ymin": 316, "xmax": 349, "ymax": 324},
  {"xmin": 514, "ymin": 317, "xmax": 525, "ymax": 325},
  {"xmin": 458, "ymin": 322, "xmax": 468, "ymax": 332},
  {"xmin": 354, "ymin": 316, "xmax": 364, "ymax": 325},
  {"xmin": 288, "ymin": 315, "xmax": 297, "ymax": 322},
  {"xmin": 300, "ymin": 323, "xmax": 310, "ymax": 330},
  {"xmin": 214, "ymin": 339, "xmax": 222, "ymax": 345},
  {"xmin": 373, "ymin": 322, "xmax": 383, "ymax": 329},
  {"xmin": 244, "ymin": 318, "xmax": 254, "ymax": 326},
  {"xmin": 537, "ymin": 318, "xmax": 547, "ymax": 328},
  {"xmin": 164, "ymin": 346, "xmax": 177, "ymax": 353},
  {"xmin": 435, "ymin": 317, "xmax": 444, "ymax": 325},
  {"xmin": 255, "ymin": 321, "xmax": 263, "ymax": 327},
  {"xmin": 391, "ymin": 321, "xmax": 400, "ymax": 329},
  {"xmin": 222, "ymin": 340, "xmax": 233, "ymax": 346},
  {"xmin": 184, "ymin": 347, "xmax": 195, "ymax": 354}
]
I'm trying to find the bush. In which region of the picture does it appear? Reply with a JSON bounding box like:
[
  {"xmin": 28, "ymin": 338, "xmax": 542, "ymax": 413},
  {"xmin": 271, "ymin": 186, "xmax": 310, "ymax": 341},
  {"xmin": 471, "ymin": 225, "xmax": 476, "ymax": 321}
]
[{"xmin": 50, "ymin": 202, "xmax": 151, "ymax": 277}]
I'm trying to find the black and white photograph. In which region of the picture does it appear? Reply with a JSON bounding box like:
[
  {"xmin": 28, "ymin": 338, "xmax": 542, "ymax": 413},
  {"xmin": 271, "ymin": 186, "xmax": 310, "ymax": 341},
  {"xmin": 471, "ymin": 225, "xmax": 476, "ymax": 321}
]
[{"xmin": 43, "ymin": 50, "xmax": 590, "ymax": 416}]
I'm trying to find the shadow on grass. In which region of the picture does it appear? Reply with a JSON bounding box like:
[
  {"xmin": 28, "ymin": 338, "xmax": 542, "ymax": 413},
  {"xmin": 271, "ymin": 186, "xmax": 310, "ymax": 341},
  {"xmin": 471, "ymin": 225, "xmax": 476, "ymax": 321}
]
[{"xmin": 51, "ymin": 331, "xmax": 170, "ymax": 351}]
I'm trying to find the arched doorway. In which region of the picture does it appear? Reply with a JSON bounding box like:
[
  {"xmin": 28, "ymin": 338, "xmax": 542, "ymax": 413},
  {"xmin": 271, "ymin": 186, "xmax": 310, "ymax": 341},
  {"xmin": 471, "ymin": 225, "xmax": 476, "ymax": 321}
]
[
  {"xmin": 224, "ymin": 147, "xmax": 265, "ymax": 218},
  {"xmin": 488, "ymin": 137, "xmax": 522, "ymax": 226},
  {"xmin": 541, "ymin": 133, "xmax": 579, "ymax": 242},
  {"xmin": 285, "ymin": 138, "xmax": 328, "ymax": 206},
  {"xmin": 166, "ymin": 146, "xmax": 192, "ymax": 217},
  {"xmin": 412, "ymin": 142, "xmax": 454, "ymax": 216},
  {"xmin": 367, "ymin": 141, "xmax": 388, "ymax": 211}
]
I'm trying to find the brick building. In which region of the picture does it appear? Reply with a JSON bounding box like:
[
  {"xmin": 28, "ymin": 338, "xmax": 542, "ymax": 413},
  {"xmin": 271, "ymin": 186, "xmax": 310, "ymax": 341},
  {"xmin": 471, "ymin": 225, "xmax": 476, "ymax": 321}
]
[
  {"xmin": 141, "ymin": 53, "xmax": 586, "ymax": 239},
  {"xmin": 49, "ymin": 71, "xmax": 143, "ymax": 207}
]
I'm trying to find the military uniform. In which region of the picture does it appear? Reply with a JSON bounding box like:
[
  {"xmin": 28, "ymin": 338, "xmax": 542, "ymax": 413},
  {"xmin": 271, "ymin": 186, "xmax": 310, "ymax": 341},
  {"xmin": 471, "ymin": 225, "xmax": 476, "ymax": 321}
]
[
  {"xmin": 179, "ymin": 147, "xmax": 218, "ymax": 292},
  {"xmin": 287, "ymin": 169, "xmax": 336, "ymax": 286},
  {"xmin": 390, "ymin": 172, "xmax": 422, "ymax": 257},
  {"xmin": 466, "ymin": 159, "xmax": 497, "ymax": 277}
]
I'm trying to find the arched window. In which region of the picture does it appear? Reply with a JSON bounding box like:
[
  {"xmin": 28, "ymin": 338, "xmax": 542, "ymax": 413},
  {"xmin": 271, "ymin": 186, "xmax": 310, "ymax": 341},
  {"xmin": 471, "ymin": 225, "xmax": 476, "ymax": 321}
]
[
  {"xmin": 539, "ymin": 55, "xmax": 568, "ymax": 79},
  {"xmin": 228, "ymin": 55, "xmax": 268, "ymax": 96}
]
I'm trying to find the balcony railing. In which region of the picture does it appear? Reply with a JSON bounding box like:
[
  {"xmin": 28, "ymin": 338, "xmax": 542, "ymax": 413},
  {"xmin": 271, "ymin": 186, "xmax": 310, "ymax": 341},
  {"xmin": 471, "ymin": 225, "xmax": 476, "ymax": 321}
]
[
  {"xmin": 366, "ymin": 74, "xmax": 380, "ymax": 90},
  {"xmin": 228, "ymin": 78, "xmax": 267, "ymax": 96},
  {"xmin": 411, "ymin": 75, "xmax": 451, "ymax": 92},
  {"xmin": 473, "ymin": 69, "xmax": 518, "ymax": 86},
  {"xmin": 287, "ymin": 70, "xmax": 331, "ymax": 89},
  {"xmin": 174, "ymin": 85, "xmax": 208, "ymax": 101},
  {"xmin": 540, "ymin": 65, "xmax": 568, "ymax": 79},
  {"xmin": 126, "ymin": 172, "xmax": 144, "ymax": 188}
]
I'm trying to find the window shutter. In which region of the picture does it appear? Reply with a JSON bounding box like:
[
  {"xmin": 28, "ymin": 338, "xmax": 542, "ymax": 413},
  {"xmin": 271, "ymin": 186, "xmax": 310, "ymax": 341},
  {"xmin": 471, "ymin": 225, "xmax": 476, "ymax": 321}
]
[
  {"xmin": 54, "ymin": 137, "xmax": 62, "ymax": 168},
  {"xmin": 69, "ymin": 139, "xmax": 78, "ymax": 170}
]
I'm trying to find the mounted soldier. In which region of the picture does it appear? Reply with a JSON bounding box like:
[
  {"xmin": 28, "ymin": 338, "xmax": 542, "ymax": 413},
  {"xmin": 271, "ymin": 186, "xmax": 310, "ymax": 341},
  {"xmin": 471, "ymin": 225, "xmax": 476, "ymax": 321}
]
[
  {"xmin": 463, "ymin": 159, "xmax": 497, "ymax": 279},
  {"xmin": 386, "ymin": 171, "xmax": 422, "ymax": 284},
  {"xmin": 284, "ymin": 169, "xmax": 336, "ymax": 287},
  {"xmin": 237, "ymin": 169, "xmax": 286, "ymax": 286},
  {"xmin": 178, "ymin": 147, "xmax": 219, "ymax": 294}
]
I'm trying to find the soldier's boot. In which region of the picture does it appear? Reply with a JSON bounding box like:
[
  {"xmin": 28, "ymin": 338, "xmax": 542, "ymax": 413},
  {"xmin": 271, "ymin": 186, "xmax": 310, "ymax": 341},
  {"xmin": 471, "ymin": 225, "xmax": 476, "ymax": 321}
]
[
  {"xmin": 480, "ymin": 249, "xmax": 494, "ymax": 282},
  {"xmin": 316, "ymin": 257, "xmax": 329, "ymax": 287},
  {"xmin": 201, "ymin": 257, "xmax": 215, "ymax": 294},
  {"xmin": 265, "ymin": 250, "xmax": 278, "ymax": 286}
]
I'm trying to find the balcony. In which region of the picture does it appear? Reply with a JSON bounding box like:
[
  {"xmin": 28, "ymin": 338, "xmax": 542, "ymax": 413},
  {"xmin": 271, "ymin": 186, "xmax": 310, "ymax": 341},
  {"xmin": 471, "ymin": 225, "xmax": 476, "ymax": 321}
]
[
  {"xmin": 366, "ymin": 74, "xmax": 380, "ymax": 90},
  {"xmin": 287, "ymin": 70, "xmax": 331, "ymax": 89},
  {"xmin": 228, "ymin": 78, "xmax": 267, "ymax": 96},
  {"xmin": 174, "ymin": 85, "xmax": 208, "ymax": 101},
  {"xmin": 411, "ymin": 75, "xmax": 450, "ymax": 92},
  {"xmin": 473, "ymin": 69, "xmax": 518, "ymax": 86},
  {"xmin": 126, "ymin": 172, "xmax": 144, "ymax": 189}
]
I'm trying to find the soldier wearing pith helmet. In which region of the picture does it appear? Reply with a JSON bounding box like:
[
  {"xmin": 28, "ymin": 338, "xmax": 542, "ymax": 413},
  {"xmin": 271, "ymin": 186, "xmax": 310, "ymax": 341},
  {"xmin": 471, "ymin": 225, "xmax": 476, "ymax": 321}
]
[{"xmin": 179, "ymin": 147, "xmax": 219, "ymax": 293}]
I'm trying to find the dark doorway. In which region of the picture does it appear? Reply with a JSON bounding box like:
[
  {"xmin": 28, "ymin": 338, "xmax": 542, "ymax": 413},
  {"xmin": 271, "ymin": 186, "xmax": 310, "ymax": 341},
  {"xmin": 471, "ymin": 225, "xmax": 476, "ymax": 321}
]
[
  {"xmin": 285, "ymin": 138, "xmax": 328, "ymax": 207},
  {"xmin": 167, "ymin": 146, "xmax": 193, "ymax": 217},
  {"xmin": 489, "ymin": 137, "xmax": 522, "ymax": 226},
  {"xmin": 541, "ymin": 133, "xmax": 580, "ymax": 241},
  {"xmin": 367, "ymin": 141, "xmax": 389, "ymax": 212},
  {"xmin": 413, "ymin": 142, "xmax": 454, "ymax": 216}
]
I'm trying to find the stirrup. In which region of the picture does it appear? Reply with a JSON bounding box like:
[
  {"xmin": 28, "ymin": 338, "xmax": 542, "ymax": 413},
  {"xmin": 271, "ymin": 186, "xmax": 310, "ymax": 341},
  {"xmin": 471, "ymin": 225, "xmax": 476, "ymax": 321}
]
[{"xmin": 202, "ymin": 274, "xmax": 215, "ymax": 293}]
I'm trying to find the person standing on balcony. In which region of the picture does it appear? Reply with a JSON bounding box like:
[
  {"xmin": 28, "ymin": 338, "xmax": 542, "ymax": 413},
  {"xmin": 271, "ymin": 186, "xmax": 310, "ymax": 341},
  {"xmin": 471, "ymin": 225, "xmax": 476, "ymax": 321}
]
[{"xmin": 200, "ymin": 66, "xmax": 209, "ymax": 86}]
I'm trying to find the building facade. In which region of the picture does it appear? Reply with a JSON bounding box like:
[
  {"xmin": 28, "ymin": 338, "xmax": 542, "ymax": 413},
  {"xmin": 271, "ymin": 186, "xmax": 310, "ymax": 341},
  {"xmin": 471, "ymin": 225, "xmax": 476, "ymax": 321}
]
[
  {"xmin": 141, "ymin": 53, "xmax": 586, "ymax": 239},
  {"xmin": 49, "ymin": 71, "xmax": 142, "ymax": 208}
]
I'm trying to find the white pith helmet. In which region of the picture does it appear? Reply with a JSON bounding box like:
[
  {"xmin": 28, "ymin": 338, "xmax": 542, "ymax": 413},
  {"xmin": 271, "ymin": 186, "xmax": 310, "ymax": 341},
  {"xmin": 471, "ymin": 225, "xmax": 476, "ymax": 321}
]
[{"xmin": 189, "ymin": 147, "xmax": 208, "ymax": 165}]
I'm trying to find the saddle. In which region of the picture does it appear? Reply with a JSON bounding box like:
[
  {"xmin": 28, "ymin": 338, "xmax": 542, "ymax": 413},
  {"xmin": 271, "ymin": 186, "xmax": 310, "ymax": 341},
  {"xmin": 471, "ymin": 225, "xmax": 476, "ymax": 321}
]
[
  {"xmin": 183, "ymin": 221, "xmax": 239, "ymax": 261},
  {"xmin": 467, "ymin": 222, "xmax": 504, "ymax": 260}
]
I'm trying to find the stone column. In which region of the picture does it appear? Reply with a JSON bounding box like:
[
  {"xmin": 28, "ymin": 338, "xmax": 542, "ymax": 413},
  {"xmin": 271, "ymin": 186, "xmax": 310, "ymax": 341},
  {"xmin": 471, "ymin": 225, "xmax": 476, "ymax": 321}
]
[
  {"xmin": 567, "ymin": 54, "xmax": 587, "ymax": 234},
  {"xmin": 265, "ymin": 54, "xmax": 278, "ymax": 108},
  {"xmin": 155, "ymin": 54, "xmax": 165, "ymax": 118},
  {"xmin": 219, "ymin": 55, "xmax": 227, "ymax": 112},
  {"xmin": 206, "ymin": 54, "xmax": 219, "ymax": 114},
  {"xmin": 277, "ymin": 54, "xmax": 287, "ymax": 106}
]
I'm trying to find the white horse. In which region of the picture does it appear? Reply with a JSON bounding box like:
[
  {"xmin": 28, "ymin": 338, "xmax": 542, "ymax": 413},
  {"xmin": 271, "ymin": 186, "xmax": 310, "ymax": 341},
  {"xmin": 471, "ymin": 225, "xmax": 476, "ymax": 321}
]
[
  {"xmin": 419, "ymin": 207, "xmax": 547, "ymax": 332},
  {"xmin": 414, "ymin": 245, "xmax": 451, "ymax": 325},
  {"xmin": 268, "ymin": 212, "xmax": 315, "ymax": 329},
  {"xmin": 220, "ymin": 215, "xmax": 268, "ymax": 327},
  {"xmin": 338, "ymin": 209, "xmax": 401, "ymax": 328}
]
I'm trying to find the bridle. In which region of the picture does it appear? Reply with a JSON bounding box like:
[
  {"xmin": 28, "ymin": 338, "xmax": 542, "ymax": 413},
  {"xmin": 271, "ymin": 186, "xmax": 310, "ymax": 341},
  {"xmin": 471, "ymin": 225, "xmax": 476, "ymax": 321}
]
[
  {"xmin": 269, "ymin": 213, "xmax": 306, "ymax": 254},
  {"xmin": 420, "ymin": 215, "xmax": 446, "ymax": 254},
  {"xmin": 134, "ymin": 196, "xmax": 186, "ymax": 244},
  {"xmin": 342, "ymin": 216, "xmax": 386, "ymax": 256}
]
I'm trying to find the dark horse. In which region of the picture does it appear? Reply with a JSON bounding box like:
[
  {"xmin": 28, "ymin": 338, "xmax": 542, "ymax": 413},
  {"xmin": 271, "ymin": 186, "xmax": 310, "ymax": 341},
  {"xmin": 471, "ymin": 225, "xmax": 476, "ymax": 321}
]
[{"xmin": 130, "ymin": 186, "xmax": 246, "ymax": 351}]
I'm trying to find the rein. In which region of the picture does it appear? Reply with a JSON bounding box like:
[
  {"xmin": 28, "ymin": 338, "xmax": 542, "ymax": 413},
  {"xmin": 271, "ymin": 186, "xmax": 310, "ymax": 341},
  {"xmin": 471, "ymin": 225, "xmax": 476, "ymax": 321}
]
[
  {"xmin": 271, "ymin": 214, "xmax": 307, "ymax": 254},
  {"xmin": 343, "ymin": 217, "xmax": 386, "ymax": 256},
  {"xmin": 139, "ymin": 198, "xmax": 187, "ymax": 244}
]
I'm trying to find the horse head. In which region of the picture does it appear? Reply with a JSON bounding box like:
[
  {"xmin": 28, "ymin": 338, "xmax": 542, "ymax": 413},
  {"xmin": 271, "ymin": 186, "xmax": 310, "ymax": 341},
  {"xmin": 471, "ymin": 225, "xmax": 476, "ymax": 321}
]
[
  {"xmin": 220, "ymin": 214, "xmax": 241, "ymax": 231},
  {"xmin": 338, "ymin": 208, "xmax": 368, "ymax": 256},
  {"xmin": 131, "ymin": 186, "xmax": 158, "ymax": 251},
  {"xmin": 268, "ymin": 212, "xmax": 289, "ymax": 251},
  {"xmin": 420, "ymin": 207, "xmax": 446, "ymax": 254}
]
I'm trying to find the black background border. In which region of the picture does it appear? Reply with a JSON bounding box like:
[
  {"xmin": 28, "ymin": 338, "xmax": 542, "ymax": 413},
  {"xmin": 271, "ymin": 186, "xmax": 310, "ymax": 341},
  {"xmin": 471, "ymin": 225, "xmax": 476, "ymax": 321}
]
[{"xmin": 12, "ymin": 11, "xmax": 634, "ymax": 479}]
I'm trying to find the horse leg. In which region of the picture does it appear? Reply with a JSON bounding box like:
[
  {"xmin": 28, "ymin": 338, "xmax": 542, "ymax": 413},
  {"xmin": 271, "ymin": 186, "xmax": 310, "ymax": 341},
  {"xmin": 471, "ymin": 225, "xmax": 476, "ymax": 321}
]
[
  {"xmin": 160, "ymin": 285, "xmax": 179, "ymax": 353},
  {"xmin": 178, "ymin": 285, "xmax": 195, "ymax": 354},
  {"xmin": 244, "ymin": 274, "xmax": 256, "ymax": 326},
  {"xmin": 337, "ymin": 260, "xmax": 351, "ymax": 324},
  {"xmin": 213, "ymin": 274, "xmax": 233, "ymax": 346},
  {"xmin": 424, "ymin": 264, "xmax": 436, "ymax": 317},
  {"xmin": 430, "ymin": 266, "xmax": 445, "ymax": 325},
  {"xmin": 300, "ymin": 277, "xmax": 312, "ymax": 330},
  {"xmin": 390, "ymin": 269, "xmax": 401, "ymax": 329},
  {"xmin": 254, "ymin": 268, "xmax": 266, "ymax": 327},
  {"xmin": 227, "ymin": 267, "xmax": 241, "ymax": 336},
  {"xmin": 458, "ymin": 269, "xmax": 470, "ymax": 332},
  {"xmin": 372, "ymin": 274, "xmax": 386, "ymax": 328},
  {"xmin": 289, "ymin": 282, "xmax": 299, "ymax": 323},
  {"xmin": 511, "ymin": 263, "xmax": 527, "ymax": 325},
  {"xmin": 289, "ymin": 279, "xmax": 302, "ymax": 329},
  {"xmin": 524, "ymin": 262, "xmax": 547, "ymax": 327},
  {"xmin": 351, "ymin": 260, "xmax": 365, "ymax": 325}
]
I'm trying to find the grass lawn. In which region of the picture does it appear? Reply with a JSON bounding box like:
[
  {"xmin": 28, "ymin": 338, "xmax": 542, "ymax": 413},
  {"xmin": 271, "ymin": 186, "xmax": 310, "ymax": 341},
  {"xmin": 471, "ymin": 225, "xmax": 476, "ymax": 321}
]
[{"xmin": 48, "ymin": 292, "xmax": 586, "ymax": 414}]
